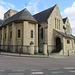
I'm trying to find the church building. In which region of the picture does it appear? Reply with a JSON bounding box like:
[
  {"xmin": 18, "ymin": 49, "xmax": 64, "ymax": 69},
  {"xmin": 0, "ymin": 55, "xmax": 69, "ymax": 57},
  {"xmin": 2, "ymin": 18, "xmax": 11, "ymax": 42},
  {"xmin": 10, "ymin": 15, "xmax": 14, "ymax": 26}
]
[
  {"xmin": 0, "ymin": 9, "xmax": 38, "ymax": 54},
  {"xmin": 34, "ymin": 4, "xmax": 75, "ymax": 55},
  {"xmin": 0, "ymin": 4, "xmax": 75, "ymax": 55}
]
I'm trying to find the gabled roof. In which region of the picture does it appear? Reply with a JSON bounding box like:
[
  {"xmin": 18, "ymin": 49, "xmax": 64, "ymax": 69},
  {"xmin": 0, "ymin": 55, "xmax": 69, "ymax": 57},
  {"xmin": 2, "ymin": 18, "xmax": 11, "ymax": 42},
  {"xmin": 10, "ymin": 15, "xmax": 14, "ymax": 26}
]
[
  {"xmin": 1, "ymin": 8, "xmax": 37, "ymax": 27},
  {"xmin": 62, "ymin": 17, "xmax": 67, "ymax": 24},
  {"xmin": 56, "ymin": 30, "xmax": 75, "ymax": 39},
  {"xmin": 33, "ymin": 5, "xmax": 56, "ymax": 23}
]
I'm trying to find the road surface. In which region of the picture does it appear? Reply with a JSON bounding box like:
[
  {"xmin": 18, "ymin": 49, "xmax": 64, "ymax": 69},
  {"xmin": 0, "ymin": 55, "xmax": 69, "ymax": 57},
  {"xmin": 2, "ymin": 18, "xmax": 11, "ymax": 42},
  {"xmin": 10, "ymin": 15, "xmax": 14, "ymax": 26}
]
[{"xmin": 0, "ymin": 55, "xmax": 75, "ymax": 75}]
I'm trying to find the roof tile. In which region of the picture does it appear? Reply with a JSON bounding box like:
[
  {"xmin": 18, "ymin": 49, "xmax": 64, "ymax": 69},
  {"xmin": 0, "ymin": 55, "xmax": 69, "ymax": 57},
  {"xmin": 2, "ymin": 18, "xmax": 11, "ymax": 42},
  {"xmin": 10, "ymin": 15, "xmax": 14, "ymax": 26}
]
[
  {"xmin": 1, "ymin": 8, "xmax": 37, "ymax": 27},
  {"xmin": 33, "ymin": 5, "xmax": 55, "ymax": 23}
]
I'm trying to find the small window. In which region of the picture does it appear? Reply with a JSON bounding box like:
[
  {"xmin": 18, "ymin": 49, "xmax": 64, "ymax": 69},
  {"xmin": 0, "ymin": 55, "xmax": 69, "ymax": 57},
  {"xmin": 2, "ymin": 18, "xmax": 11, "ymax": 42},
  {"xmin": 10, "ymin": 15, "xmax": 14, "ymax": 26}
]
[
  {"xmin": 57, "ymin": 19, "xmax": 58, "ymax": 29},
  {"xmin": 59, "ymin": 20, "xmax": 60, "ymax": 30},
  {"xmin": 31, "ymin": 30, "xmax": 33, "ymax": 38},
  {"xmin": 55, "ymin": 18, "xmax": 56, "ymax": 28},
  {"xmin": 67, "ymin": 40, "xmax": 70, "ymax": 44},
  {"xmin": 41, "ymin": 28, "xmax": 43, "ymax": 39},
  {"xmin": 10, "ymin": 31, "xmax": 12, "ymax": 38},
  {"xmin": 18, "ymin": 30, "xmax": 21, "ymax": 38},
  {"xmin": 5, "ymin": 33, "xmax": 6, "ymax": 39}
]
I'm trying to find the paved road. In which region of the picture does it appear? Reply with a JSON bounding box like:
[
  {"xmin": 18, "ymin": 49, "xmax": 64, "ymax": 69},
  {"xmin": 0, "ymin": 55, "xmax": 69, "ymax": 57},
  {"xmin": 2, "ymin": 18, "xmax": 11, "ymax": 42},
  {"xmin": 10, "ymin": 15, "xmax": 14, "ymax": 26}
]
[
  {"xmin": 0, "ymin": 55, "xmax": 75, "ymax": 75},
  {"xmin": 0, "ymin": 55, "xmax": 75, "ymax": 70},
  {"xmin": 0, "ymin": 68, "xmax": 75, "ymax": 75}
]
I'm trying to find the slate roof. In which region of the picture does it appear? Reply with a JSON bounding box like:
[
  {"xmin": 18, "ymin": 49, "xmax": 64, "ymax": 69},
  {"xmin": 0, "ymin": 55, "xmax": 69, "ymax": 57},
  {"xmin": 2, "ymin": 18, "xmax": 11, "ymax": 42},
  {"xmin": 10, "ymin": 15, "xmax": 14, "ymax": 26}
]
[
  {"xmin": 0, "ymin": 20, "xmax": 4, "ymax": 26},
  {"xmin": 56, "ymin": 30, "xmax": 75, "ymax": 39},
  {"xmin": 1, "ymin": 8, "xmax": 37, "ymax": 27},
  {"xmin": 33, "ymin": 5, "xmax": 56, "ymax": 23},
  {"xmin": 62, "ymin": 17, "xmax": 67, "ymax": 24}
]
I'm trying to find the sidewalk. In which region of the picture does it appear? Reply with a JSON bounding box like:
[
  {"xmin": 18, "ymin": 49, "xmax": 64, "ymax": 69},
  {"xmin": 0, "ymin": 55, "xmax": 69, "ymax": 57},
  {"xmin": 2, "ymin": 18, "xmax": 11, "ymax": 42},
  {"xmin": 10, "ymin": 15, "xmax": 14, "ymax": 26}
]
[
  {"xmin": 0, "ymin": 52, "xmax": 48, "ymax": 58},
  {"xmin": 0, "ymin": 52, "xmax": 75, "ymax": 58}
]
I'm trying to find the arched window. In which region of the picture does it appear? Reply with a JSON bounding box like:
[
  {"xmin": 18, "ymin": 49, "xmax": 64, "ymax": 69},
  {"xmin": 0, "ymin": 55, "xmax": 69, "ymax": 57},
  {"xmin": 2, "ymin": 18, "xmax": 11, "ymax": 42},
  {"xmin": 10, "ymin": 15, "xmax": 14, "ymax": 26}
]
[
  {"xmin": 67, "ymin": 40, "xmax": 70, "ymax": 44},
  {"xmin": 59, "ymin": 20, "xmax": 60, "ymax": 30},
  {"xmin": 31, "ymin": 30, "xmax": 33, "ymax": 38},
  {"xmin": 57, "ymin": 19, "xmax": 58, "ymax": 29},
  {"xmin": 18, "ymin": 30, "xmax": 21, "ymax": 38},
  {"xmin": 5, "ymin": 33, "xmax": 6, "ymax": 39},
  {"xmin": 41, "ymin": 28, "xmax": 43, "ymax": 39},
  {"xmin": 10, "ymin": 31, "xmax": 12, "ymax": 38},
  {"xmin": 55, "ymin": 18, "xmax": 56, "ymax": 28}
]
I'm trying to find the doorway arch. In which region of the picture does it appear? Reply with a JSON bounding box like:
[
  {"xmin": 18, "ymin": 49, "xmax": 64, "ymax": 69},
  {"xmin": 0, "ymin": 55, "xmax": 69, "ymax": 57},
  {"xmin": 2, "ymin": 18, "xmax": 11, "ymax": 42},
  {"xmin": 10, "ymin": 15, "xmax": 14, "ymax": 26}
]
[{"xmin": 56, "ymin": 37, "xmax": 61, "ymax": 52}]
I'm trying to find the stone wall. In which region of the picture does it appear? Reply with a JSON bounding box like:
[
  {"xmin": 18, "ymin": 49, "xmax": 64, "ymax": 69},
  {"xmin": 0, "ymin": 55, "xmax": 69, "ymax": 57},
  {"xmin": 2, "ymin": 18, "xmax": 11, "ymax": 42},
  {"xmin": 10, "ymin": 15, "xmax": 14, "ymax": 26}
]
[
  {"xmin": 23, "ymin": 21, "xmax": 38, "ymax": 53},
  {"xmin": 0, "ymin": 21, "xmax": 38, "ymax": 54},
  {"xmin": 64, "ymin": 38, "xmax": 75, "ymax": 55},
  {"xmin": 47, "ymin": 5, "xmax": 64, "ymax": 53},
  {"xmin": 16, "ymin": 22, "xmax": 23, "ymax": 45},
  {"xmin": 65, "ymin": 18, "xmax": 72, "ymax": 34},
  {"xmin": 38, "ymin": 22, "xmax": 48, "ymax": 52},
  {"xmin": 9, "ymin": 25, "xmax": 12, "ymax": 45},
  {"xmin": 38, "ymin": 5, "xmax": 75, "ymax": 55},
  {"xmin": 4, "ymin": 9, "xmax": 18, "ymax": 20}
]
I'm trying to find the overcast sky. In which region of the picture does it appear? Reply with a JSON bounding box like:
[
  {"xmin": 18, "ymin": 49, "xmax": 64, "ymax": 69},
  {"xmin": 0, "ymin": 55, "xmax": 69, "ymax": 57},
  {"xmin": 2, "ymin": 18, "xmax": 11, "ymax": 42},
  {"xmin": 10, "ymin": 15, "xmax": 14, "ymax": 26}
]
[{"xmin": 0, "ymin": 0, "xmax": 75, "ymax": 35}]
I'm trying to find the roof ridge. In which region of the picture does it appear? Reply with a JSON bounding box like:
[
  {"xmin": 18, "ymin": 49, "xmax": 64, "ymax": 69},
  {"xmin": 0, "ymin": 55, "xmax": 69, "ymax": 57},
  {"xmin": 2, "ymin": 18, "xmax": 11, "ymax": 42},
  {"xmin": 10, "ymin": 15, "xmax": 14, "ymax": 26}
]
[
  {"xmin": 2, "ymin": 8, "xmax": 26, "ymax": 24},
  {"xmin": 4, "ymin": 8, "xmax": 26, "ymax": 21},
  {"xmin": 18, "ymin": 8, "xmax": 37, "ymax": 21},
  {"xmin": 16, "ymin": 8, "xmax": 26, "ymax": 19},
  {"xmin": 33, "ymin": 5, "xmax": 56, "ymax": 16},
  {"xmin": 1, "ymin": 8, "xmax": 37, "ymax": 27},
  {"xmin": 33, "ymin": 4, "xmax": 56, "ymax": 23}
]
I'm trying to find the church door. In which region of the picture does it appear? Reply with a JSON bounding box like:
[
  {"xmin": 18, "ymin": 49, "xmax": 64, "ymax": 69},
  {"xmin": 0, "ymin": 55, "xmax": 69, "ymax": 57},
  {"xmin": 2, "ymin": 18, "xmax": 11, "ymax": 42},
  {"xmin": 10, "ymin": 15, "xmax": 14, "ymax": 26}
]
[{"xmin": 56, "ymin": 37, "xmax": 61, "ymax": 52}]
